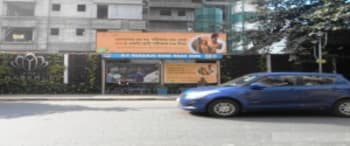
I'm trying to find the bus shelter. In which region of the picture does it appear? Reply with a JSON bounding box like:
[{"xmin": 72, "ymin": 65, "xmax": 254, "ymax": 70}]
[{"xmin": 96, "ymin": 32, "xmax": 227, "ymax": 95}]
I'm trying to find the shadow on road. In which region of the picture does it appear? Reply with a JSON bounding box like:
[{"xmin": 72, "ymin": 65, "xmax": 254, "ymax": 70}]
[
  {"xmin": 189, "ymin": 111, "xmax": 350, "ymax": 126},
  {"xmin": 0, "ymin": 102, "xmax": 135, "ymax": 119}
]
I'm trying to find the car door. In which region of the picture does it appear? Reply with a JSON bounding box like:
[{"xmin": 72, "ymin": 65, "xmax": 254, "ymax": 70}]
[
  {"xmin": 244, "ymin": 75, "xmax": 300, "ymax": 110},
  {"xmin": 298, "ymin": 75, "xmax": 337, "ymax": 108}
]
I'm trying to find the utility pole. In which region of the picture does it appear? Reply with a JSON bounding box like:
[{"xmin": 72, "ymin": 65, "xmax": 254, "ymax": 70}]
[
  {"xmin": 241, "ymin": 0, "xmax": 246, "ymax": 51},
  {"xmin": 318, "ymin": 34, "xmax": 323, "ymax": 73},
  {"xmin": 266, "ymin": 53, "xmax": 272, "ymax": 72},
  {"xmin": 310, "ymin": 31, "xmax": 326, "ymax": 73}
]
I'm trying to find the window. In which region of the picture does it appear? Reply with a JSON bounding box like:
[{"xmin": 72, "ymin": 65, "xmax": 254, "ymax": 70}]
[
  {"xmin": 96, "ymin": 29, "xmax": 108, "ymax": 32},
  {"xmin": 77, "ymin": 4, "xmax": 86, "ymax": 12},
  {"xmin": 76, "ymin": 29, "xmax": 85, "ymax": 36},
  {"xmin": 97, "ymin": 5, "xmax": 108, "ymax": 19},
  {"xmin": 6, "ymin": 2, "xmax": 35, "ymax": 16},
  {"xmin": 301, "ymin": 76, "xmax": 336, "ymax": 86},
  {"xmin": 5, "ymin": 27, "xmax": 34, "ymax": 42},
  {"xmin": 52, "ymin": 4, "xmax": 60, "ymax": 11},
  {"xmin": 222, "ymin": 74, "xmax": 258, "ymax": 87},
  {"xmin": 50, "ymin": 28, "xmax": 59, "ymax": 36},
  {"xmin": 160, "ymin": 10, "xmax": 171, "ymax": 16},
  {"xmin": 256, "ymin": 76, "xmax": 297, "ymax": 87},
  {"xmin": 178, "ymin": 10, "xmax": 186, "ymax": 16}
]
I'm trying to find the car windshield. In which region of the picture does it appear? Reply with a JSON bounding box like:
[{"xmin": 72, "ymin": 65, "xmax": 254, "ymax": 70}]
[{"xmin": 221, "ymin": 74, "xmax": 258, "ymax": 87}]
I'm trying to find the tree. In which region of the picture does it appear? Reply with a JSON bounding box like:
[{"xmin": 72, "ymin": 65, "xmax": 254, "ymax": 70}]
[{"xmin": 250, "ymin": 0, "xmax": 350, "ymax": 55}]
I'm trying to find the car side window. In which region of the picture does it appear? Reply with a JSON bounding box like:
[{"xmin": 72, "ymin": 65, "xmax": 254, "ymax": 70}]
[
  {"xmin": 301, "ymin": 76, "xmax": 336, "ymax": 86},
  {"xmin": 256, "ymin": 76, "xmax": 297, "ymax": 87}
]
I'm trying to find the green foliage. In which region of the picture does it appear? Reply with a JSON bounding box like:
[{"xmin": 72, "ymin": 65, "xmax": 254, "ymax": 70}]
[
  {"xmin": 252, "ymin": 0, "xmax": 350, "ymax": 54},
  {"xmin": 302, "ymin": 0, "xmax": 350, "ymax": 31},
  {"xmin": 258, "ymin": 56, "xmax": 267, "ymax": 72},
  {"xmin": 0, "ymin": 54, "xmax": 101, "ymax": 94},
  {"xmin": 86, "ymin": 55, "xmax": 98, "ymax": 87},
  {"xmin": 0, "ymin": 55, "xmax": 13, "ymax": 77}
]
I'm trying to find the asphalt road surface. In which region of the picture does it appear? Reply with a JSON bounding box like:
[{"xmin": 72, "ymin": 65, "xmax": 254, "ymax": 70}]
[{"xmin": 0, "ymin": 101, "xmax": 349, "ymax": 146}]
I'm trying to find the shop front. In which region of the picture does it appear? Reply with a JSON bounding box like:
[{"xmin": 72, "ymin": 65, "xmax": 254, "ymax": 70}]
[{"xmin": 96, "ymin": 32, "xmax": 227, "ymax": 95}]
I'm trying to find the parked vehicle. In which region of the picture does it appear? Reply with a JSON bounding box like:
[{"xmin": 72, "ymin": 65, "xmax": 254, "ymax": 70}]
[{"xmin": 177, "ymin": 72, "xmax": 350, "ymax": 117}]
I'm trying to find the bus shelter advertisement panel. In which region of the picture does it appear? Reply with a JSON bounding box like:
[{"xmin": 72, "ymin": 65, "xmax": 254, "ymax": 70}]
[
  {"xmin": 106, "ymin": 63, "xmax": 160, "ymax": 84},
  {"xmin": 165, "ymin": 63, "xmax": 218, "ymax": 84},
  {"xmin": 96, "ymin": 32, "xmax": 227, "ymax": 54}
]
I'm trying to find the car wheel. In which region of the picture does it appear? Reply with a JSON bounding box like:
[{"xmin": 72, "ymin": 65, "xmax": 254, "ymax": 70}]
[
  {"xmin": 334, "ymin": 99, "xmax": 350, "ymax": 117},
  {"xmin": 208, "ymin": 99, "xmax": 240, "ymax": 117}
]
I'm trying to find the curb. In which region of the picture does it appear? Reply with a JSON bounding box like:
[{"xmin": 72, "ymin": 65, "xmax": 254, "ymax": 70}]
[
  {"xmin": 0, "ymin": 98, "xmax": 177, "ymax": 101},
  {"xmin": 0, "ymin": 95, "xmax": 179, "ymax": 101}
]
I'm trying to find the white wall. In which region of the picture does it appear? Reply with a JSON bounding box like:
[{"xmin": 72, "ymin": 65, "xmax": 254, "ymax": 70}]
[
  {"xmin": 0, "ymin": 0, "xmax": 3, "ymax": 16},
  {"xmin": 35, "ymin": 0, "xmax": 49, "ymax": 17},
  {"xmin": 50, "ymin": 0, "xmax": 96, "ymax": 18}
]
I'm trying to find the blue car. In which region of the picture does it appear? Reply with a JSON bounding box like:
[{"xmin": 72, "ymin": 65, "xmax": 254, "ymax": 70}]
[{"xmin": 178, "ymin": 72, "xmax": 350, "ymax": 117}]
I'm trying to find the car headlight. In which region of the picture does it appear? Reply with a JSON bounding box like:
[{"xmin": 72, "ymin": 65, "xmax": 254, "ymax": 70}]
[{"xmin": 185, "ymin": 90, "xmax": 219, "ymax": 100}]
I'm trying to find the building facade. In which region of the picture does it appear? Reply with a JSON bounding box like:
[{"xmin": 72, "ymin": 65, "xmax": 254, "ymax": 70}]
[
  {"xmin": 0, "ymin": 0, "xmax": 146, "ymax": 53},
  {"xmin": 144, "ymin": 0, "xmax": 202, "ymax": 32},
  {"xmin": 144, "ymin": 0, "xmax": 233, "ymax": 32}
]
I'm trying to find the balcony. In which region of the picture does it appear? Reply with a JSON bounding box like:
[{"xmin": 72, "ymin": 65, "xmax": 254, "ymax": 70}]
[
  {"xmin": 0, "ymin": 42, "xmax": 40, "ymax": 51},
  {"xmin": 93, "ymin": 0, "xmax": 141, "ymax": 5},
  {"xmin": 92, "ymin": 19, "xmax": 146, "ymax": 30},
  {"xmin": 149, "ymin": 0, "xmax": 202, "ymax": 8},
  {"xmin": 147, "ymin": 15, "xmax": 194, "ymax": 22},
  {"xmin": 203, "ymin": 0, "xmax": 230, "ymax": 5},
  {"xmin": 92, "ymin": 19, "xmax": 122, "ymax": 29},
  {"xmin": 0, "ymin": 16, "xmax": 39, "ymax": 27}
]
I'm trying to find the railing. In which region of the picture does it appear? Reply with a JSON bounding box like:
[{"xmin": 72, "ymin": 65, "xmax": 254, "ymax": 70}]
[{"xmin": 149, "ymin": 0, "xmax": 202, "ymax": 8}]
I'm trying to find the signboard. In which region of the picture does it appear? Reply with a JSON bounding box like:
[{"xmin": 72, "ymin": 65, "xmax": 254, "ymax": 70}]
[
  {"xmin": 316, "ymin": 59, "xmax": 327, "ymax": 64},
  {"xmin": 106, "ymin": 63, "xmax": 160, "ymax": 84},
  {"xmin": 96, "ymin": 32, "xmax": 227, "ymax": 54},
  {"xmin": 102, "ymin": 53, "xmax": 223, "ymax": 60},
  {"xmin": 165, "ymin": 63, "xmax": 218, "ymax": 84}
]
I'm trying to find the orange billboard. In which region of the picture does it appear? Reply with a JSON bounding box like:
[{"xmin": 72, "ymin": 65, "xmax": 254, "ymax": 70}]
[
  {"xmin": 96, "ymin": 32, "xmax": 227, "ymax": 54},
  {"xmin": 165, "ymin": 63, "xmax": 218, "ymax": 84}
]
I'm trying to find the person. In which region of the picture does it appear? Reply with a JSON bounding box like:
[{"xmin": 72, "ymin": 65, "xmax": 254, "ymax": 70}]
[
  {"xmin": 135, "ymin": 67, "xmax": 145, "ymax": 83},
  {"xmin": 207, "ymin": 64, "xmax": 215, "ymax": 75},
  {"xmin": 199, "ymin": 40, "xmax": 213, "ymax": 53},
  {"xmin": 198, "ymin": 77, "xmax": 208, "ymax": 87},
  {"xmin": 192, "ymin": 37, "xmax": 202, "ymax": 52},
  {"xmin": 208, "ymin": 33, "xmax": 223, "ymax": 53},
  {"xmin": 192, "ymin": 37, "xmax": 212, "ymax": 53},
  {"xmin": 106, "ymin": 67, "xmax": 121, "ymax": 83},
  {"xmin": 198, "ymin": 67, "xmax": 209, "ymax": 76}
]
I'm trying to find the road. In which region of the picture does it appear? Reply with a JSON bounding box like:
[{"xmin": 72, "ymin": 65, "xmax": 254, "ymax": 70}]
[{"xmin": 0, "ymin": 101, "xmax": 349, "ymax": 146}]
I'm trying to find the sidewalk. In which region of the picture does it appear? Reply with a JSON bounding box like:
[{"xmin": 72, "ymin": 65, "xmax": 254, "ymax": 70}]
[{"xmin": 0, "ymin": 94, "xmax": 179, "ymax": 101}]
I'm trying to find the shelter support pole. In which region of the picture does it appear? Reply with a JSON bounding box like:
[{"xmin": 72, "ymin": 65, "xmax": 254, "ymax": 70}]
[
  {"xmin": 102, "ymin": 58, "xmax": 106, "ymax": 94},
  {"xmin": 217, "ymin": 60, "xmax": 221, "ymax": 85},
  {"xmin": 160, "ymin": 59, "xmax": 165, "ymax": 86},
  {"xmin": 64, "ymin": 53, "xmax": 69, "ymax": 84}
]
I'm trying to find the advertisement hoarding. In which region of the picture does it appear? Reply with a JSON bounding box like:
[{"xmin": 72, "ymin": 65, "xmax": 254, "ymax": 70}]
[
  {"xmin": 164, "ymin": 63, "xmax": 218, "ymax": 84},
  {"xmin": 96, "ymin": 32, "xmax": 227, "ymax": 54},
  {"xmin": 106, "ymin": 63, "xmax": 160, "ymax": 84}
]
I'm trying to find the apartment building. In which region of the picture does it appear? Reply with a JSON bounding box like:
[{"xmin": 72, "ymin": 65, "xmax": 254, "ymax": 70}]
[
  {"xmin": 144, "ymin": 0, "xmax": 201, "ymax": 32},
  {"xmin": 144, "ymin": 0, "xmax": 235, "ymax": 32},
  {"xmin": 0, "ymin": 0, "xmax": 146, "ymax": 53}
]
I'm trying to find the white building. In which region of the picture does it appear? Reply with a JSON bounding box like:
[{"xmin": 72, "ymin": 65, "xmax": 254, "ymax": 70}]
[{"xmin": 0, "ymin": 0, "xmax": 146, "ymax": 53}]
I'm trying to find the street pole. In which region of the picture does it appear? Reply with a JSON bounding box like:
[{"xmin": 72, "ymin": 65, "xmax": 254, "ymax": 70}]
[
  {"xmin": 266, "ymin": 53, "xmax": 272, "ymax": 72},
  {"xmin": 332, "ymin": 56, "xmax": 337, "ymax": 73},
  {"xmin": 101, "ymin": 58, "xmax": 106, "ymax": 94},
  {"xmin": 318, "ymin": 36, "xmax": 323, "ymax": 73}
]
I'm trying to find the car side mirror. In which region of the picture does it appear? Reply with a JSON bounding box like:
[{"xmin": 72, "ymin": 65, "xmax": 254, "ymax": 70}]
[{"xmin": 250, "ymin": 82, "xmax": 267, "ymax": 90}]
